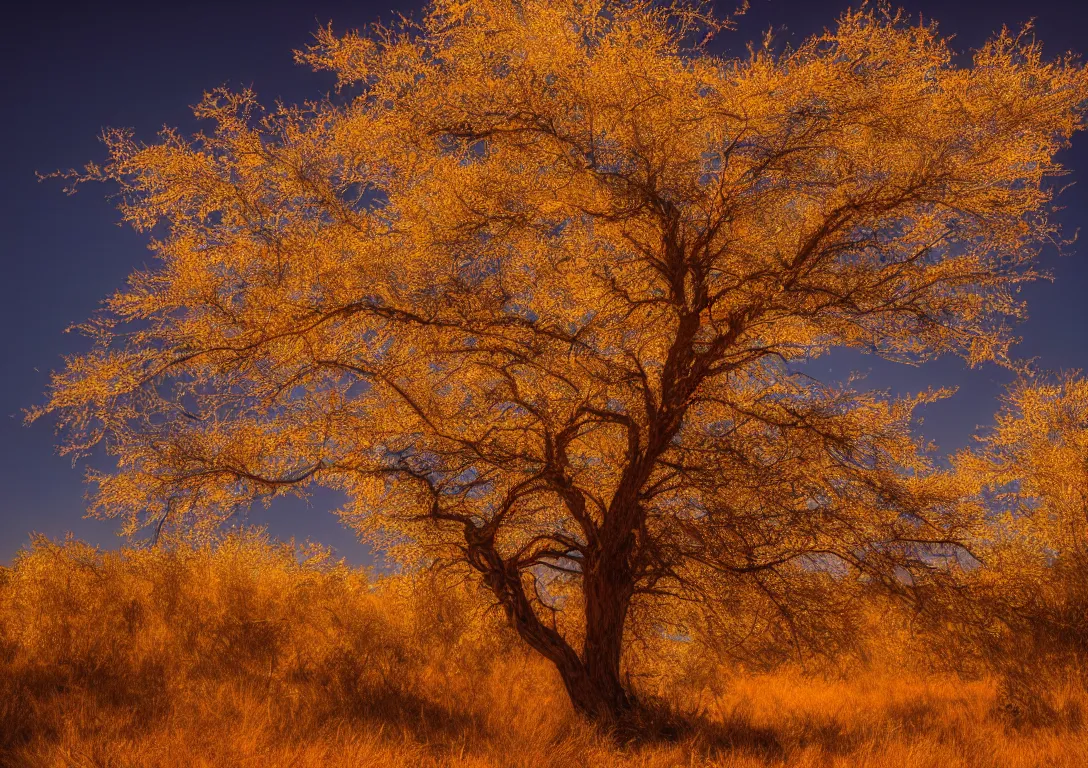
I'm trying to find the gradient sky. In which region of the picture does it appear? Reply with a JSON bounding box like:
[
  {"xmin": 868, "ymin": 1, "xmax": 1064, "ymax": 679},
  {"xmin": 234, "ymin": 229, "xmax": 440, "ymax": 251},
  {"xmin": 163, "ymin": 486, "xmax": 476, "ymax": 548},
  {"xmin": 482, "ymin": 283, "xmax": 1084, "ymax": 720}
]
[{"xmin": 3, "ymin": 0, "xmax": 1088, "ymax": 565}]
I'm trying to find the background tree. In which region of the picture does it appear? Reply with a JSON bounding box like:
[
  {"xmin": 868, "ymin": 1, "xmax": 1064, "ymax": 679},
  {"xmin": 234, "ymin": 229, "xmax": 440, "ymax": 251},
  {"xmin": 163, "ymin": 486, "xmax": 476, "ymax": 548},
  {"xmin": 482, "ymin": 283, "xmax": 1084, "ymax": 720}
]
[
  {"xmin": 970, "ymin": 376, "xmax": 1088, "ymax": 584},
  {"xmin": 32, "ymin": 0, "xmax": 1088, "ymax": 723},
  {"xmin": 950, "ymin": 376, "xmax": 1088, "ymax": 719}
]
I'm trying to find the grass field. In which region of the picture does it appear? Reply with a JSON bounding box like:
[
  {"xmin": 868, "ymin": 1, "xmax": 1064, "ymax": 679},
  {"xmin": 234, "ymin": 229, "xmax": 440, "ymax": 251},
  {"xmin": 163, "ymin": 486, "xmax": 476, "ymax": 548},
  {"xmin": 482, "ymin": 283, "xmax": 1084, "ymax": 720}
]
[{"xmin": 2, "ymin": 534, "xmax": 1085, "ymax": 767}]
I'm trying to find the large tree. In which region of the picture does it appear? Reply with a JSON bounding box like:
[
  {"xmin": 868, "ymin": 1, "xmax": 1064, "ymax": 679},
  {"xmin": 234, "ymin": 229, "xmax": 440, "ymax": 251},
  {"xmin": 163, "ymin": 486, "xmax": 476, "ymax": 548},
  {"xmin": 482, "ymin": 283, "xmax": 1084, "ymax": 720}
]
[{"xmin": 34, "ymin": 0, "xmax": 1088, "ymax": 723}]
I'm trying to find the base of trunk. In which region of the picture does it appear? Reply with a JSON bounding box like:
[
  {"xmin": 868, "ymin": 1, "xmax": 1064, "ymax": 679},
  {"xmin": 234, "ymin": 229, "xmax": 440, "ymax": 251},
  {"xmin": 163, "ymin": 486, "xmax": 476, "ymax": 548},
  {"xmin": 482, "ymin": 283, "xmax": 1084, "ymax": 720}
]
[{"xmin": 556, "ymin": 659, "xmax": 635, "ymax": 725}]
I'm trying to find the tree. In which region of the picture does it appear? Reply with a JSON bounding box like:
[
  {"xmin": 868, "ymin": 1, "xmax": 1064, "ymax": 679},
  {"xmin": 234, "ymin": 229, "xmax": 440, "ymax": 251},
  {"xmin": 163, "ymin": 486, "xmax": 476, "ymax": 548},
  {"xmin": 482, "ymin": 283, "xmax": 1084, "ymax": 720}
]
[
  {"xmin": 960, "ymin": 377, "xmax": 1088, "ymax": 669},
  {"xmin": 33, "ymin": 0, "xmax": 1088, "ymax": 723},
  {"xmin": 971, "ymin": 376, "xmax": 1088, "ymax": 570}
]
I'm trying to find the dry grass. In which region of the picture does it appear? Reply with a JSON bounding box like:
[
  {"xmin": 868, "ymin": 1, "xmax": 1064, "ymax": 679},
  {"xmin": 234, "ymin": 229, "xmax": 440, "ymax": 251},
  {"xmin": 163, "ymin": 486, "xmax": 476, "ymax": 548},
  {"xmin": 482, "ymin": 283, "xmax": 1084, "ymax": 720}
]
[{"xmin": 1, "ymin": 533, "xmax": 1085, "ymax": 767}]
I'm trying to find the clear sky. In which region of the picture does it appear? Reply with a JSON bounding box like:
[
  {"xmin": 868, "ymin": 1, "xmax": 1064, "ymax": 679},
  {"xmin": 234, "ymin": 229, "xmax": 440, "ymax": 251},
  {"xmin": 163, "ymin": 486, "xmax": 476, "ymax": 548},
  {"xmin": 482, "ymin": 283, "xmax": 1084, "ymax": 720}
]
[{"xmin": 3, "ymin": 0, "xmax": 1088, "ymax": 565}]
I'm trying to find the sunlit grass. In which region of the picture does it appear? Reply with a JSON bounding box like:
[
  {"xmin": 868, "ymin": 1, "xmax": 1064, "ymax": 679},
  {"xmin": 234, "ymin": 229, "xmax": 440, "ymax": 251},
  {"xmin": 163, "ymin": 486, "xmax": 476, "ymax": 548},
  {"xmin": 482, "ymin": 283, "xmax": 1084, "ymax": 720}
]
[{"xmin": 2, "ymin": 533, "xmax": 1084, "ymax": 767}]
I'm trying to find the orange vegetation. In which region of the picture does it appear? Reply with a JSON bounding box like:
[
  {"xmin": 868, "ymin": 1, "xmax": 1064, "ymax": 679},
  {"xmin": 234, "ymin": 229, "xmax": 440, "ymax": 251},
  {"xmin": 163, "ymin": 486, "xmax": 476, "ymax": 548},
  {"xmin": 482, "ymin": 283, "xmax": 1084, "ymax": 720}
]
[
  {"xmin": 2, "ymin": 532, "xmax": 1085, "ymax": 767},
  {"xmin": 30, "ymin": 0, "xmax": 1088, "ymax": 723}
]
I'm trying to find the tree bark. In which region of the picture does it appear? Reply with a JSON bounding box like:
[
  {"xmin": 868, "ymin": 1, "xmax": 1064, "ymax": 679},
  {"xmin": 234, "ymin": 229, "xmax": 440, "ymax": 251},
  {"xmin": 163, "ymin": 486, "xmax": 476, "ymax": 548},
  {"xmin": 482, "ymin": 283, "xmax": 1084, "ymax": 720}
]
[
  {"xmin": 480, "ymin": 554, "xmax": 636, "ymax": 723},
  {"xmin": 553, "ymin": 652, "xmax": 632, "ymax": 723},
  {"xmin": 574, "ymin": 547, "xmax": 636, "ymax": 722},
  {"xmin": 472, "ymin": 541, "xmax": 632, "ymax": 724},
  {"xmin": 469, "ymin": 491, "xmax": 641, "ymax": 725}
]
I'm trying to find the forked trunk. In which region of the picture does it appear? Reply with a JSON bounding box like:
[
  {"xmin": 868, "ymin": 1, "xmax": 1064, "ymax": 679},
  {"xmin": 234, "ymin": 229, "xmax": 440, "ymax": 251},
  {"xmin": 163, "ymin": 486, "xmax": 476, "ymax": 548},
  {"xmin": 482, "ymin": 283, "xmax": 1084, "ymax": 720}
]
[{"xmin": 479, "ymin": 526, "xmax": 638, "ymax": 725}]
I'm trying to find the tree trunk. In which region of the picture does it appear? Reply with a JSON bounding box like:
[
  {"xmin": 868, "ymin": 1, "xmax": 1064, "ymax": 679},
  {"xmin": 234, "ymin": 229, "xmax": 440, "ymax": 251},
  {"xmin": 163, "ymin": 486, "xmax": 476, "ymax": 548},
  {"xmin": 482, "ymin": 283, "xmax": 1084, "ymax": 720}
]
[
  {"xmin": 553, "ymin": 651, "xmax": 631, "ymax": 723},
  {"xmin": 509, "ymin": 551, "xmax": 636, "ymax": 724},
  {"xmin": 570, "ymin": 550, "xmax": 636, "ymax": 723},
  {"xmin": 473, "ymin": 526, "xmax": 637, "ymax": 725}
]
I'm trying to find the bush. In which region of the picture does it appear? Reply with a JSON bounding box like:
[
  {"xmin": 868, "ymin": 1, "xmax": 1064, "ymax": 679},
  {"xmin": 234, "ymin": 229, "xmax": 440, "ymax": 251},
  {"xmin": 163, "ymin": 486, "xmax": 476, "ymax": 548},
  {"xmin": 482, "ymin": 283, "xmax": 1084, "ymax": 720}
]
[{"xmin": 1, "ymin": 532, "xmax": 1085, "ymax": 767}]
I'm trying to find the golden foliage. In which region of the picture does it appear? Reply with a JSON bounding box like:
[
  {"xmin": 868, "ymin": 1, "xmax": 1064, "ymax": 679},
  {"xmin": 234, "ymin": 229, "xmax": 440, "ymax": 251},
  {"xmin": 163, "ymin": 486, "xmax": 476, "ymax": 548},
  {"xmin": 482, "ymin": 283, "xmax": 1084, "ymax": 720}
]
[
  {"xmin": 969, "ymin": 375, "xmax": 1088, "ymax": 561},
  {"xmin": 30, "ymin": 0, "xmax": 1088, "ymax": 719},
  {"xmin": 942, "ymin": 376, "xmax": 1088, "ymax": 718}
]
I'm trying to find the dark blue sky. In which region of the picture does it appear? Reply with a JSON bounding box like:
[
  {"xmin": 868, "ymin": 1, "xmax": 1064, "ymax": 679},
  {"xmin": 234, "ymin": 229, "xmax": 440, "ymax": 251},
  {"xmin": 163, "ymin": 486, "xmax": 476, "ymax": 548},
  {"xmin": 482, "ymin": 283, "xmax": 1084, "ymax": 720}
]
[{"xmin": 3, "ymin": 0, "xmax": 1088, "ymax": 565}]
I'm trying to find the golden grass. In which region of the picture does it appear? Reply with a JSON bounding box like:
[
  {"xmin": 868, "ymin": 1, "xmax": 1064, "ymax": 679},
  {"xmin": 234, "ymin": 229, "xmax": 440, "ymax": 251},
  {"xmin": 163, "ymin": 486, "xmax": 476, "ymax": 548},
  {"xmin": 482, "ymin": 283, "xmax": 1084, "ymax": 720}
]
[{"xmin": 1, "ymin": 533, "xmax": 1085, "ymax": 767}]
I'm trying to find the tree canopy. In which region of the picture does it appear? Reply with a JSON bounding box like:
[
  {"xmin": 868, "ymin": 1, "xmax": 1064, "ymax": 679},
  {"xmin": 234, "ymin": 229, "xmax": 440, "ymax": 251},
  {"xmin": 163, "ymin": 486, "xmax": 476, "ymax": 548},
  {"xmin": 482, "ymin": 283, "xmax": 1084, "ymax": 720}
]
[
  {"xmin": 961, "ymin": 377, "xmax": 1088, "ymax": 655},
  {"xmin": 33, "ymin": 0, "xmax": 1088, "ymax": 721}
]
